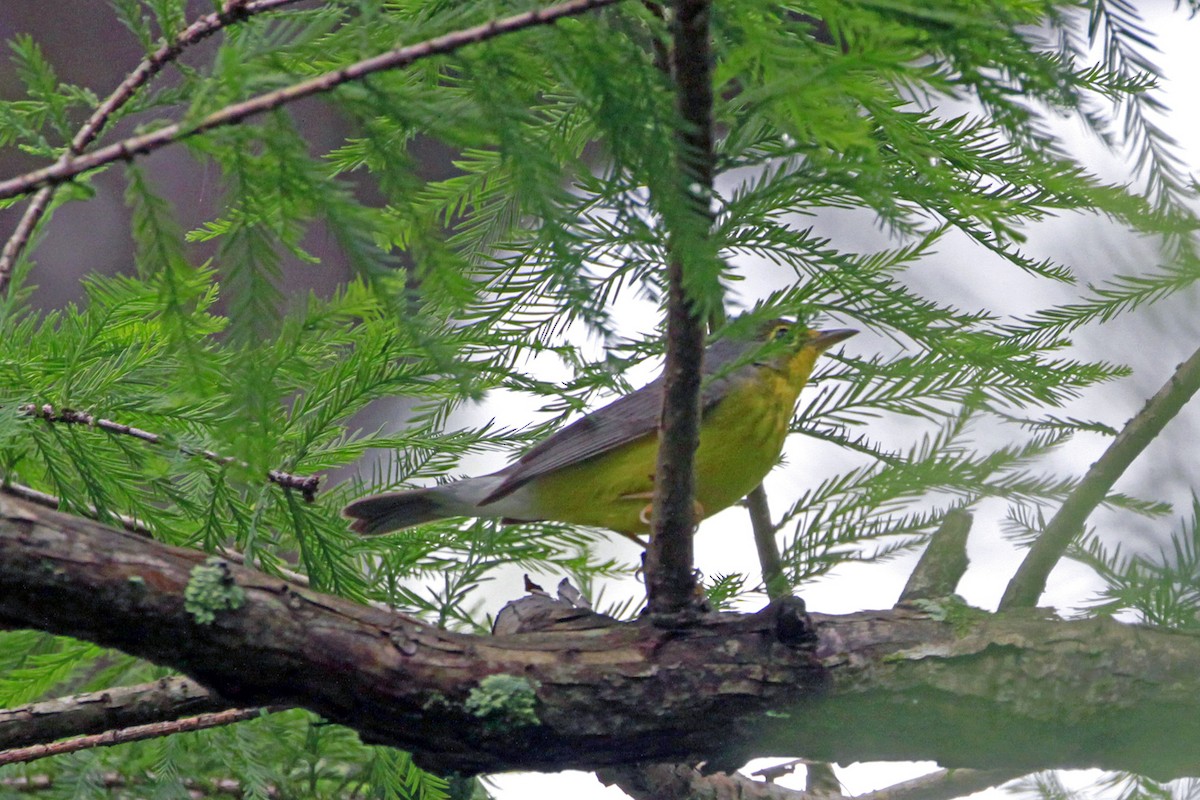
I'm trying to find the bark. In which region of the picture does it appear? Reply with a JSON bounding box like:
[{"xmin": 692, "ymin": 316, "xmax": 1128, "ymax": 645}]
[
  {"xmin": 645, "ymin": 0, "xmax": 718, "ymax": 615},
  {"xmin": 897, "ymin": 509, "xmax": 971, "ymax": 604},
  {"xmin": 2, "ymin": 493, "xmax": 1200, "ymax": 779},
  {"xmin": 0, "ymin": 677, "xmax": 223, "ymax": 750}
]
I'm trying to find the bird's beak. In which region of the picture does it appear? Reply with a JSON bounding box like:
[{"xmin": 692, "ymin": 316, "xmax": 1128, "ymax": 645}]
[{"xmin": 809, "ymin": 328, "xmax": 858, "ymax": 352}]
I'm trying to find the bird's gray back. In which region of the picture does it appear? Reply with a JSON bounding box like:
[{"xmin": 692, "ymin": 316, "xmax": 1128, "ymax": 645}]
[{"xmin": 479, "ymin": 335, "xmax": 761, "ymax": 504}]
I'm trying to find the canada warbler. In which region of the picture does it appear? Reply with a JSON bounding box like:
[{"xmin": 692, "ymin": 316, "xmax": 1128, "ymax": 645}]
[{"xmin": 344, "ymin": 320, "xmax": 855, "ymax": 542}]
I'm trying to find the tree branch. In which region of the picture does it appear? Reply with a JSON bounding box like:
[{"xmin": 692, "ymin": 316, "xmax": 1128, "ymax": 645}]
[
  {"xmin": 3, "ymin": 493, "xmax": 1200, "ymax": 778},
  {"xmin": 0, "ymin": 481, "xmax": 151, "ymax": 535},
  {"xmin": 601, "ymin": 763, "xmax": 1024, "ymax": 800},
  {"xmin": 1, "ymin": 772, "xmax": 278, "ymax": 798},
  {"xmin": 0, "ymin": 662, "xmax": 1020, "ymax": 800},
  {"xmin": 646, "ymin": 0, "xmax": 718, "ymax": 615},
  {"xmin": 1, "ymin": 484, "xmax": 313, "ymax": 588},
  {"xmin": 0, "ymin": 635, "xmax": 1022, "ymax": 800},
  {"xmin": 897, "ymin": 509, "xmax": 972, "ymax": 605},
  {"xmin": 1000, "ymin": 343, "xmax": 1200, "ymax": 610},
  {"xmin": 0, "ymin": 677, "xmax": 228, "ymax": 751},
  {"xmin": 0, "ymin": 0, "xmax": 305, "ymax": 297},
  {"xmin": 21, "ymin": 404, "xmax": 319, "ymax": 500},
  {"xmin": 0, "ymin": 708, "xmax": 268, "ymax": 767},
  {"xmin": 599, "ymin": 763, "xmax": 806, "ymax": 799},
  {"xmin": 0, "ymin": 0, "xmax": 623, "ymax": 204},
  {"xmin": 747, "ymin": 485, "xmax": 789, "ymax": 600}
]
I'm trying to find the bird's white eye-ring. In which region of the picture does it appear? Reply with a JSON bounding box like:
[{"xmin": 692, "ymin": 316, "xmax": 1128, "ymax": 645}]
[{"xmin": 771, "ymin": 324, "xmax": 790, "ymax": 341}]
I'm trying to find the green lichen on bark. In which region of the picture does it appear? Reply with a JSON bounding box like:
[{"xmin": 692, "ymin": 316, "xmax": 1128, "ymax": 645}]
[
  {"xmin": 465, "ymin": 674, "xmax": 540, "ymax": 731},
  {"xmin": 911, "ymin": 596, "xmax": 989, "ymax": 637},
  {"xmin": 184, "ymin": 557, "xmax": 245, "ymax": 625}
]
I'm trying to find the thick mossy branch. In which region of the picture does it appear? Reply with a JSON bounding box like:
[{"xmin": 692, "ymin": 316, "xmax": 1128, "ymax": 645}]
[{"xmin": 3, "ymin": 493, "xmax": 1200, "ymax": 778}]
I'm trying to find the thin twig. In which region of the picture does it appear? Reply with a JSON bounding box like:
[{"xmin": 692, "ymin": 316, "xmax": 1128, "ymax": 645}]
[
  {"xmin": 0, "ymin": 707, "xmax": 271, "ymax": 767},
  {"xmin": 999, "ymin": 343, "xmax": 1200, "ymax": 610},
  {"xmin": 645, "ymin": 0, "xmax": 717, "ymax": 617},
  {"xmin": 0, "ymin": 0, "xmax": 304, "ymax": 297},
  {"xmin": 0, "ymin": 0, "xmax": 624, "ymax": 204},
  {"xmin": 22, "ymin": 404, "xmax": 320, "ymax": 500},
  {"xmin": 218, "ymin": 547, "xmax": 311, "ymax": 588}
]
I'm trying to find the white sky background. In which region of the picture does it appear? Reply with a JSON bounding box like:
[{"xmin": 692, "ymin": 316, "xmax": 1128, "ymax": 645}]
[{"xmin": 487, "ymin": 5, "xmax": 1200, "ymax": 799}]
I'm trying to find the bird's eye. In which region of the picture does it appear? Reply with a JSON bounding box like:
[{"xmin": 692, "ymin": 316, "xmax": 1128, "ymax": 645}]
[{"xmin": 772, "ymin": 324, "xmax": 790, "ymax": 341}]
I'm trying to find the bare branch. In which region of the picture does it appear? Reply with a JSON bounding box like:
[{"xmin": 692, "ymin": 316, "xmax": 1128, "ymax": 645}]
[
  {"xmin": 22, "ymin": 404, "xmax": 319, "ymax": 500},
  {"xmin": 0, "ymin": 0, "xmax": 305, "ymax": 297},
  {"xmin": 2, "ymin": 484, "xmax": 312, "ymax": 587},
  {"xmin": 1, "ymin": 772, "xmax": 278, "ymax": 798},
  {"xmin": 1000, "ymin": 344, "xmax": 1200, "ymax": 610},
  {"xmin": 0, "ymin": 677, "xmax": 231, "ymax": 751},
  {"xmin": 599, "ymin": 762, "xmax": 809, "ymax": 799},
  {"xmin": 0, "ymin": 0, "xmax": 623, "ymax": 204},
  {"xmin": 0, "ymin": 641, "xmax": 1023, "ymax": 800},
  {"xmin": 601, "ymin": 760, "xmax": 1016, "ymax": 800},
  {"xmin": 854, "ymin": 768, "xmax": 1024, "ymax": 800},
  {"xmin": 0, "ymin": 707, "xmax": 269, "ymax": 767}
]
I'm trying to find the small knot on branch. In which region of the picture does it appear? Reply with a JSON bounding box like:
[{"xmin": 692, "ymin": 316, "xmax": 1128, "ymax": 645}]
[
  {"xmin": 267, "ymin": 471, "xmax": 320, "ymax": 502},
  {"xmin": 762, "ymin": 595, "xmax": 816, "ymax": 647}
]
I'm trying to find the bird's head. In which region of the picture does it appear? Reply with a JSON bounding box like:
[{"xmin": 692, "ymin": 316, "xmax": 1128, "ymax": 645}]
[
  {"xmin": 705, "ymin": 316, "xmax": 856, "ymax": 390},
  {"xmin": 749, "ymin": 318, "xmax": 857, "ymax": 378}
]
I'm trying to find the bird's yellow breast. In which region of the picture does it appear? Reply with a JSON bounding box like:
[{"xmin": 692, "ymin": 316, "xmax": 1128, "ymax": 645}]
[{"xmin": 526, "ymin": 357, "xmax": 812, "ymax": 536}]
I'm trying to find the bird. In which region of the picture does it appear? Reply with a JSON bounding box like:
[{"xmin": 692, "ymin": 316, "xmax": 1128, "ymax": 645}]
[{"xmin": 343, "ymin": 319, "xmax": 856, "ymax": 543}]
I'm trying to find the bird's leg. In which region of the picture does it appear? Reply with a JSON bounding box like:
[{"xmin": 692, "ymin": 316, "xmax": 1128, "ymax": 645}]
[{"xmin": 616, "ymin": 529, "xmax": 650, "ymax": 548}]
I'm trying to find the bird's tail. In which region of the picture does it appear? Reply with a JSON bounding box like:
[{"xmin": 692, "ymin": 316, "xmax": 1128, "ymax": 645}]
[{"xmin": 342, "ymin": 477, "xmax": 499, "ymax": 536}]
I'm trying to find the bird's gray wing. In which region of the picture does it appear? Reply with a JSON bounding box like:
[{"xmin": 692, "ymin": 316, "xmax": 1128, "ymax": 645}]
[
  {"xmin": 480, "ymin": 338, "xmax": 756, "ymax": 504},
  {"xmin": 480, "ymin": 377, "xmax": 666, "ymax": 504}
]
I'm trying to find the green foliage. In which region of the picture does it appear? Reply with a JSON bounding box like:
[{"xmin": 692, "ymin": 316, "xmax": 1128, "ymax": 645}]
[
  {"xmin": 0, "ymin": 0, "xmax": 1198, "ymax": 794},
  {"xmin": 0, "ymin": 632, "xmax": 103, "ymax": 706},
  {"xmin": 1078, "ymin": 495, "xmax": 1200, "ymax": 630},
  {"xmin": 0, "ymin": 709, "xmax": 452, "ymax": 800},
  {"xmin": 363, "ymin": 748, "xmax": 452, "ymax": 800},
  {"xmin": 705, "ymin": 572, "xmax": 749, "ymax": 610}
]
